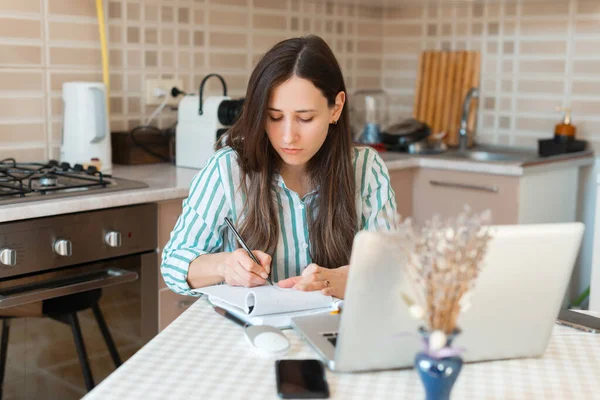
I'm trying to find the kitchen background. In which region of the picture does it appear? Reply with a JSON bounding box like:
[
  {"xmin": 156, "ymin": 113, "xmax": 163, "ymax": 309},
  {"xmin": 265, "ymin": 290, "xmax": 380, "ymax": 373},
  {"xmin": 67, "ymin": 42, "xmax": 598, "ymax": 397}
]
[{"xmin": 0, "ymin": 0, "xmax": 599, "ymax": 161}]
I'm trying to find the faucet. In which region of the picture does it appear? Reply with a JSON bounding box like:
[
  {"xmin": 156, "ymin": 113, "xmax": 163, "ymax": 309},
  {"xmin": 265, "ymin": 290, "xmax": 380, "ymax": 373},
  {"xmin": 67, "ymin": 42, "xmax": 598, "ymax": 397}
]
[{"xmin": 458, "ymin": 87, "xmax": 479, "ymax": 151}]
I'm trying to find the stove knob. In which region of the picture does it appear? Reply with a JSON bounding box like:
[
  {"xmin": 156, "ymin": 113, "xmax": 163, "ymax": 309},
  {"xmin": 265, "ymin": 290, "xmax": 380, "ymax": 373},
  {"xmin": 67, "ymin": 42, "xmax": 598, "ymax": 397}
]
[
  {"xmin": 0, "ymin": 248, "xmax": 16, "ymax": 266},
  {"xmin": 54, "ymin": 239, "xmax": 72, "ymax": 257},
  {"xmin": 105, "ymin": 231, "xmax": 122, "ymax": 248}
]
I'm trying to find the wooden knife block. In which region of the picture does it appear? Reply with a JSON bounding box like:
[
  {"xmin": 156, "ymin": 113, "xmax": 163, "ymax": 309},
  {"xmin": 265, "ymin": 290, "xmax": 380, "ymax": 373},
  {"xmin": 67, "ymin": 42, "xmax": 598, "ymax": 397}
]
[{"xmin": 413, "ymin": 50, "xmax": 481, "ymax": 148}]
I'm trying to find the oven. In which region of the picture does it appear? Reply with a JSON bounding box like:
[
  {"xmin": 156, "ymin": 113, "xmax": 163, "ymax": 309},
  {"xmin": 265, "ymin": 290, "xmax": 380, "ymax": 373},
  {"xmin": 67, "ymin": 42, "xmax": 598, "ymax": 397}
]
[{"xmin": 0, "ymin": 159, "xmax": 158, "ymax": 398}]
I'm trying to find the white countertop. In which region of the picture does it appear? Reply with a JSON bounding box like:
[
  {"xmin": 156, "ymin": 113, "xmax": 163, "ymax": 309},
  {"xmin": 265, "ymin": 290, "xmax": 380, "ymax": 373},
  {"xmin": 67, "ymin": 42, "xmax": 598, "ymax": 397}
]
[
  {"xmin": 0, "ymin": 150, "xmax": 593, "ymax": 224},
  {"xmin": 82, "ymin": 299, "xmax": 600, "ymax": 400},
  {"xmin": 0, "ymin": 164, "xmax": 198, "ymax": 224}
]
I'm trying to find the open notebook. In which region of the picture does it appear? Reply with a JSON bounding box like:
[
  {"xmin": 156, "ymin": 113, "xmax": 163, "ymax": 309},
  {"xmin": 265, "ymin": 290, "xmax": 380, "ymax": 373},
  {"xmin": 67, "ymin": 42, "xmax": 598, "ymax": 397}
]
[{"xmin": 192, "ymin": 284, "xmax": 342, "ymax": 328}]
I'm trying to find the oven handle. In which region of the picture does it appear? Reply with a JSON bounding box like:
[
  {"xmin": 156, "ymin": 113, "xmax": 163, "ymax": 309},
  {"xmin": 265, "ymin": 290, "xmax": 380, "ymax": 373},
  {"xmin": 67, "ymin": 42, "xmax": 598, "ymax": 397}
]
[{"xmin": 0, "ymin": 268, "xmax": 138, "ymax": 308}]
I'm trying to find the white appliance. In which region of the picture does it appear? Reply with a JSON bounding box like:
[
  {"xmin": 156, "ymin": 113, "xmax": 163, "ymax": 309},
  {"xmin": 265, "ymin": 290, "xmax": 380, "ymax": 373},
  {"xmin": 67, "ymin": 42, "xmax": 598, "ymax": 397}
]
[
  {"xmin": 176, "ymin": 95, "xmax": 230, "ymax": 170},
  {"xmin": 61, "ymin": 82, "xmax": 112, "ymax": 174}
]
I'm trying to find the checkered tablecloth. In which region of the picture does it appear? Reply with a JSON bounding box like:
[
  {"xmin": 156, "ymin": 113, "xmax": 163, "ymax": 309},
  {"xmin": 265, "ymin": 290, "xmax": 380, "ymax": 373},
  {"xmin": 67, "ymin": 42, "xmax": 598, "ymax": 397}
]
[{"xmin": 83, "ymin": 299, "xmax": 600, "ymax": 400}]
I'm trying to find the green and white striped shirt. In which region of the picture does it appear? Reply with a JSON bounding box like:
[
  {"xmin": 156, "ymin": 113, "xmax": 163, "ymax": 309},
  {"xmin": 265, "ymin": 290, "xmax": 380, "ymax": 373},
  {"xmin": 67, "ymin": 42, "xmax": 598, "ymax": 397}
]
[{"xmin": 161, "ymin": 146, "xmax": 396, "ymax": 296}]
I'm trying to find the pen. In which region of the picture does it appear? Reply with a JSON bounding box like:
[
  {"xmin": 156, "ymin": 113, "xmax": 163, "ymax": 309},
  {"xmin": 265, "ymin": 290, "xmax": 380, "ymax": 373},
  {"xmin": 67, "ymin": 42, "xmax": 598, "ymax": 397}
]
[
  {"xmin": 224, "ymin": 217, "xmax": 273, "ymax": 285},
  {"xmin": 214, "ymin": 306, "xmax": 250, "ymax": 328}
]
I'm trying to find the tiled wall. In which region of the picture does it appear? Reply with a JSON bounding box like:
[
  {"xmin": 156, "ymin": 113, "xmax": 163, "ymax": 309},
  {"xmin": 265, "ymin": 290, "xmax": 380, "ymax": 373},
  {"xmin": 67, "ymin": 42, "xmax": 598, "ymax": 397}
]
[
  {"xmin": 0, "ymin": 0, "xmax": 381, "ymax": 161},
  {"xmin": 1, "ymin": 0, "xmax": 599, "ymax": 161},
  {"xmin": 382, "ymin": 0, "xmax": 600, "ymax": 150}
]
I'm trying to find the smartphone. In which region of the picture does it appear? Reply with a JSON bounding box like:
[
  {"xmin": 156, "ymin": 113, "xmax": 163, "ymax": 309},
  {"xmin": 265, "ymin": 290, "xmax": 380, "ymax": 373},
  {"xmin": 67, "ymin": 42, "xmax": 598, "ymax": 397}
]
[
  {"xmin": 275, "ymin": 359, "xmax": 330, "ymax": 399},
  {"xmin": 557, "ymin": 309, "xmax": 600, "ymax": 333}
]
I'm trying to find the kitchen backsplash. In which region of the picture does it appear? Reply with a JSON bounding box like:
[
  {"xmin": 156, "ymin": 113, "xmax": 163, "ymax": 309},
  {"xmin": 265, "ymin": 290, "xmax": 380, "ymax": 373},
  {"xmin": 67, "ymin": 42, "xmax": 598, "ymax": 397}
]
[
  {"xmin": 382, "ymin": 0, "xmax": 600, "ymax": 149},
  {"xmin": 0, "ymin": 0, "xmax": 598, "ymax": 161}
]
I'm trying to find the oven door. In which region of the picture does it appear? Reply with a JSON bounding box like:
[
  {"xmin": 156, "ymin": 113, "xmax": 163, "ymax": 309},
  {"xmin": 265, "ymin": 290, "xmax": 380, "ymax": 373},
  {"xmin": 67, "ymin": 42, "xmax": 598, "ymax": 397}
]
[{"xmin": 0, "ymin": 251, "xmax": 158, "ymax": 399}]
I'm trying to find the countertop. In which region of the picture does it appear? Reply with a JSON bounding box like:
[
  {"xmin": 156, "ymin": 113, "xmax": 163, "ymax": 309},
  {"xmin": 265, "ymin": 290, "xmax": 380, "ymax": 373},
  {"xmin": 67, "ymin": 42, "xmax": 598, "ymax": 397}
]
[
  {"xmin": 0, "ymin": 148, "xmax": 594, "ymax": 224},
  {"xmin": 82, "ymin": 299, "xmax": 600, "ymax": 400}
]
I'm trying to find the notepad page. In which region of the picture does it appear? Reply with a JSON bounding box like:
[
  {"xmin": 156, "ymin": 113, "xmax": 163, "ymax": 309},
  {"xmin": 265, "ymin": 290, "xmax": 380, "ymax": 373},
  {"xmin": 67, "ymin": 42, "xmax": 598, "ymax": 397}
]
[{"xmin": 193, "ymin": 284, "xmax": 333, "ymax": 316}]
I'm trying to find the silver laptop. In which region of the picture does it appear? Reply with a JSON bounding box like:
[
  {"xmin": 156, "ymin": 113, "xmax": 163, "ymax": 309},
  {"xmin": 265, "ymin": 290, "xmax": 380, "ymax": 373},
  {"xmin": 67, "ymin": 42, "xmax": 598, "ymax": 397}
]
[{"xmin": 291, "ymin": 222, "xmax": 584, "ymax": 372}]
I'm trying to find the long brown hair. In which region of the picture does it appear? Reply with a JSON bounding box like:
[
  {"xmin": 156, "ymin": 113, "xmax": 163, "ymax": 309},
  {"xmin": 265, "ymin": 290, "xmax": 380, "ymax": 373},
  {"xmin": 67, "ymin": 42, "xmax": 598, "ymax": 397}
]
[{"xmin": 218, "ymin": 35, "xmax": 356, "ymax": 269}]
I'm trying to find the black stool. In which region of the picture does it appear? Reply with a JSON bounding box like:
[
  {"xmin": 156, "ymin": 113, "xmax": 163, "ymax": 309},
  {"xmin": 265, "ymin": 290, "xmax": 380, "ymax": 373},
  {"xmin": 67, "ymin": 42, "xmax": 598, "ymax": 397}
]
[{"xmin": 0, "ymin": 289, "xmax": 122, "ymax": 395}]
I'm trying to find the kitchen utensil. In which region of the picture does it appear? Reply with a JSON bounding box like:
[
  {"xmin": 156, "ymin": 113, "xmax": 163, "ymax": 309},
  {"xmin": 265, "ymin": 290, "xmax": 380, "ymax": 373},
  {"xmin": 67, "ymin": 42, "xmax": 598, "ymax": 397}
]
[
  {"xmin": 350, "ymin": 89, "xmax": 389, "ymax": 144},
  {"xmin": 413, "ymin": 51, "xmax": 481, "ymax": 148},
  {"xmin": 380, "ymin": 118, "xmax": 431, "ymax": 151},
  {"xmin": 61, "ymin": 82, "xmax": 112, "ymax": 174}
]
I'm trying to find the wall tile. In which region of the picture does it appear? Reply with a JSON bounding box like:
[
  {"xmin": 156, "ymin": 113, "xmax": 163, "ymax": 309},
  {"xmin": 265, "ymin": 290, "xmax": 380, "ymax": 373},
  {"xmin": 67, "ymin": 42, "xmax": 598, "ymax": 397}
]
[
  {"xmin": 522, "ymin": 3, "xmax": 569, "ymax": 16},
  {"xmin": 210, "ymin": 32, "xmax": 247, "ymax": 49},
  {"xmin": 519, "ymin": 20, "xmax": 568, "ymax": 36},
  {"xmin": 127, "ymin": 3, "xmax": 141, "ymax": 21},
  {"xmin": 0, "ymin": 0, "xmax": 40, "ymax": 13},
  {"xmin": 573, "ymin": 60, "xmax": 600, "ymax": 75},
  {"xmin": 50, "ymin": 72, "xmax": 103, "ymax": 91},
  {"xmin": 0, "ymin": 98, "xmax": 44, "ymax": 118},
  {"xmin": 0, "ymin": 71, "xmax": 44, "ymax": 91},
  {"xmin": 50, "ymin": 21, "xmax": 100, "ymax": 42},
  {"xmin": 253, "ymin": 0, "xmax": 287, "ymax": 11},
  {"xmin": 145, "ymin": 4, "xmax": 158, "ymax": 21},
  {"xmin": 49, "ymin": 47, "xmax": 101, "ymax": 66},
  {"xmin": 0, "ymin": 148, "xmax": 45, "ymax": 161},
  {"xmin": 253, "ymin": 14, "xmax": 286, "ymax": 30},
  {"xmin": 520, "ymin": 40, "xmax": 567, "ymax": 55},
  {"xmin": 0, "ymin": 123, "xmax": 45, "ymax": 143},
  {"xmin": 209, "ymin": 53, "xmax": 247, "ymax": 69},
  {"xmin": 517, "ymin": 80, "xmax": 564, "ymax": 94},
  {"xmin": 383, "ymin": 24, "xmax": 422, "ymax": 37},
  {"xmin": 577, "ymin": 0, "xmax": 600, "ymax": 14},
  {"xmin": 518, "ymin": 60, "xmax": 565, "ymax": 74},
  {"xmin": 572, "ymin": 81, "xmax": 600, "ymax": 96},
  {"xmin": 48, "ymin": 0, "xmax": 96, "ymax": 17},
  {"xmin": 0, "ymin": 18, "xmax": 41, "ymax": 39},
  {"xmin": 211, "ymin": 0, "xmax": 248, "ymax": 6}
]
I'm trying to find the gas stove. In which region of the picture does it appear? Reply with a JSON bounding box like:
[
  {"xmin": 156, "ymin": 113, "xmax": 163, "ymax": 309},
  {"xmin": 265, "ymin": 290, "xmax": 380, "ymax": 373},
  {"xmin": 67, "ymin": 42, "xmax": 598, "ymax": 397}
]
[{"xmin": 0, "ymin": 158, "xmax": 148, "ymax": 206}]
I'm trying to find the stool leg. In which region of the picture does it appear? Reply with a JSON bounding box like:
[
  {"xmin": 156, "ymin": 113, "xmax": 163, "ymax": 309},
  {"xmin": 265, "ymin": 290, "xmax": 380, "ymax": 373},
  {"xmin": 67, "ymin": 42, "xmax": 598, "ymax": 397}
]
[
  {"xmin": 92, "ymin": 304, "xmax": 122, "ymax": 368},
  {"xmin": 0, "ymin": 319, "xmax": 10, "ymax": 400},
  {"xmin": 67, "ymin": 313, "xmax": 95, "ymax": 391}
]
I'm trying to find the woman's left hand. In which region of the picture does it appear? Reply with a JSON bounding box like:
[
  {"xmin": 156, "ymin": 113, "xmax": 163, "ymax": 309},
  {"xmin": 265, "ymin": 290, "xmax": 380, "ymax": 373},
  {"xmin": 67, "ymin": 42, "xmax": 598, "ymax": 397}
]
[{"xmin": 277, "ymin": 263, "xmax": 349, "ymax": 299}]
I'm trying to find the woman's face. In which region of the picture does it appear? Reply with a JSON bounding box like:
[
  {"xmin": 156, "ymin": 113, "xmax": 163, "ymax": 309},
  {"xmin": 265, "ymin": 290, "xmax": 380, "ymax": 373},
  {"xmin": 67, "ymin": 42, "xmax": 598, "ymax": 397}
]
[{"xmin": 266, "ymin": 76, "xmax": 344, "ymax": 171}]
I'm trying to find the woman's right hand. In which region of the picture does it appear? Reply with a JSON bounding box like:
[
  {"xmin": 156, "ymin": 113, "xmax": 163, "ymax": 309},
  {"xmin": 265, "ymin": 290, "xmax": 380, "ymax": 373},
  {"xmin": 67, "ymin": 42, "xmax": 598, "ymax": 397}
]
[{"xmin": 219, "ymin": 249, "xmax": 272, "ymax": 287}]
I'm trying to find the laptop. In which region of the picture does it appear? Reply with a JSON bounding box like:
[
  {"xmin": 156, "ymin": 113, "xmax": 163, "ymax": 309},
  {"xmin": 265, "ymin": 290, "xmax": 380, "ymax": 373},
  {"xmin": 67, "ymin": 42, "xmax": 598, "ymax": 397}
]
[{"xmin": 291, "ymin": 222, "xmax": 584, "ymax": 372}]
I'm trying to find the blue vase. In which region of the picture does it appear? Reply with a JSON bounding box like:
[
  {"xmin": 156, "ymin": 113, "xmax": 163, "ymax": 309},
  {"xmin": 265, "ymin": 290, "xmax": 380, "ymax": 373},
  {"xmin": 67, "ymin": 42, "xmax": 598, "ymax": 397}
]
[{"xmin": 414, "ymin": 328, "xmax": 463, "ymax": 400}]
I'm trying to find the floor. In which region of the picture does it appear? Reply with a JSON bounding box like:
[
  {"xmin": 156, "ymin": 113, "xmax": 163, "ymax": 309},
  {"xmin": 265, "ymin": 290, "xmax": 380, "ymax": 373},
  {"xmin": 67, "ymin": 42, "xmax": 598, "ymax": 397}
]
[{"xmin": 2, "ymin": 280, "xmax": 144, "ymax": 400}]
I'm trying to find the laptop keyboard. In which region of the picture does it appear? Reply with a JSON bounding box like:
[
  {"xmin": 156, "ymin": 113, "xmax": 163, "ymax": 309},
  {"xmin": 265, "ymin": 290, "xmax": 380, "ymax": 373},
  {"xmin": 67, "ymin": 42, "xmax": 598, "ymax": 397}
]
[{"xmin": 322, "ymin": 332, "xmax": 338, "ymax": 347}]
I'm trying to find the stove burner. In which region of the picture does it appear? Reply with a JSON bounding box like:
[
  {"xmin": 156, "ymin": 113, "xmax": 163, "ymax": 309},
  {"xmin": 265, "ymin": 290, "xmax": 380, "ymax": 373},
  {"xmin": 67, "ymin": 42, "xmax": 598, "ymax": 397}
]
[
  {"xmin": 39, "ymin": 176, "xmax": 58, "ymax": 187},
  {"xmin": 0, "ymin": 158, "xmax": 110, "ymax": 199}
]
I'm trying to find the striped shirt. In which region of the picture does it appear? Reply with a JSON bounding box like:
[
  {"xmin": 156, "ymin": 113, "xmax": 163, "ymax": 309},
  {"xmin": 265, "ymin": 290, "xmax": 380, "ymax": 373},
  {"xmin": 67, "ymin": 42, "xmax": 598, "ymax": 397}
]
[{"xmin": 161, "ymin": 146, "xmax": 397, "ymax": 296}]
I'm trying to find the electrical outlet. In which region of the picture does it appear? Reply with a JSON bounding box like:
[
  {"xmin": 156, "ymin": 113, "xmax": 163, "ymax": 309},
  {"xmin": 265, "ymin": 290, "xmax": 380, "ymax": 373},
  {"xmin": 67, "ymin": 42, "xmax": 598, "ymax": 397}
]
[{"xmin": 145, "ymin": 78, "xmax": 184, "ymax": 106}]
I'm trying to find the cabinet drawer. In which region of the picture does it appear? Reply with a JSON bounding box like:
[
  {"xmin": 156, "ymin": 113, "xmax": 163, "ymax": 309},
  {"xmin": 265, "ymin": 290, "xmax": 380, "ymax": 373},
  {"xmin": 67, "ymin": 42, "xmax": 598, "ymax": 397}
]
[
  {"xmin": 159, "ymin": 288, "xmax": 199, "ymax": 331},
  {"xmin": 413, "ymin": 169, "xmax": 519, "ymax": 225}
]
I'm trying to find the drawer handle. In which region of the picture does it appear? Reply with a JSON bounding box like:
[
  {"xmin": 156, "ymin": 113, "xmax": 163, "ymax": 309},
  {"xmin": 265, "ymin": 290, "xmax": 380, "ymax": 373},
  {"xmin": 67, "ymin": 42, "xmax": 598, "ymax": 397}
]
[
  {"xmin": 0, "ymin": 268, "xmax": 138, "ymax": 308},
  {"xmin": 429, "ymin": 180, "xmax": 499, "ymax": 193}
]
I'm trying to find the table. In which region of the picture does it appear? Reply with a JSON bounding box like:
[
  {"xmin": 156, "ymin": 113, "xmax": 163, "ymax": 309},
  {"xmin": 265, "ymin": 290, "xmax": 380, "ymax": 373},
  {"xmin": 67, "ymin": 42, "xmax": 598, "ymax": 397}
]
[{"xmin": 83, "ymin": 299, "xmax": 600, "ymax": 399}]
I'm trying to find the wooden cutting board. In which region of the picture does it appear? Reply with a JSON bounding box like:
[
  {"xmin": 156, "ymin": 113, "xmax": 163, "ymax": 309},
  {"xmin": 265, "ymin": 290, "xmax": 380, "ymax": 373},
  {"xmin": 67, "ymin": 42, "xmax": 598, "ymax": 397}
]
[{"xmin": 413, "ymin": 50, "xmax": 481, "ymax": 147}]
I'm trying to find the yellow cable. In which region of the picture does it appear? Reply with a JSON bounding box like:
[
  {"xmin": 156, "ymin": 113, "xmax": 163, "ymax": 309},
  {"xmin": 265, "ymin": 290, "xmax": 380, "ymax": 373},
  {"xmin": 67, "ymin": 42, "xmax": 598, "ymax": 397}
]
[{"xmin": 95, "ymin": 0, "xmax": 110, "ymax": 117}]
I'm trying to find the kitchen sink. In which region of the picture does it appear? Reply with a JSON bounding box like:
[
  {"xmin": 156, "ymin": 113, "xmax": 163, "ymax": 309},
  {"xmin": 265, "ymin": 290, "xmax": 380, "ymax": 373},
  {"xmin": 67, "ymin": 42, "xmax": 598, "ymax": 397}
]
[{"xmin": 441, "ymin": 150, "xmax": 527, "ymax": 162}]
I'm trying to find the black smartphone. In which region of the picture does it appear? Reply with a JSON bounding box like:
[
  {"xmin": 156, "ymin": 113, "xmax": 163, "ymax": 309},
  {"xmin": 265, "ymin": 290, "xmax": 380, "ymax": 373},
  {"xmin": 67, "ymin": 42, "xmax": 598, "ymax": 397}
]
[
  {"xmin": 557, "ymin": 309, "xmax": 600, "ymax": 333},
  {"xmin": 275, "ymin": 359, "xmax": 330, "ymax": 399}
]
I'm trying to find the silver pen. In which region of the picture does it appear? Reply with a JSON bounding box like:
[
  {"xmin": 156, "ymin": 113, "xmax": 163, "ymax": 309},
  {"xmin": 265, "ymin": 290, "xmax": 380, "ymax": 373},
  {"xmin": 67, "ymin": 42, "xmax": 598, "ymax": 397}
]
[{"xmin": 224, "ymin": 217, "xmax": 273, "ymax": 285}]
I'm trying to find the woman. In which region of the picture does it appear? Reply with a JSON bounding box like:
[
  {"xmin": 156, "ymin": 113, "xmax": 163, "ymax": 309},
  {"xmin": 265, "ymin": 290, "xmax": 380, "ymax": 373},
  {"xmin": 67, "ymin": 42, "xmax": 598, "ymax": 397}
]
[{"xmin": 161, "ymin": 35, "xmax": 396, "ymax": 300}]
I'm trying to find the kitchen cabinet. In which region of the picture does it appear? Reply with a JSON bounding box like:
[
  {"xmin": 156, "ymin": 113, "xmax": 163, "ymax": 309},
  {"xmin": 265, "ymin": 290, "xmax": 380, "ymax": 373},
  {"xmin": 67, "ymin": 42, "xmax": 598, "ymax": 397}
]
[
  {"xmin": 157, "ymin": 198, "xmax": 198, "ymax": 331},
  {"xmin": 389, "ymin": 168, "xmax": 415, "ymax": 219},
  {"xmin": 413, "ymin": 169, "xmax": 519, "ymax": 224},
  {"xmin": 411, "ymin": 166, "xmax": 579, "ymax": 225}
]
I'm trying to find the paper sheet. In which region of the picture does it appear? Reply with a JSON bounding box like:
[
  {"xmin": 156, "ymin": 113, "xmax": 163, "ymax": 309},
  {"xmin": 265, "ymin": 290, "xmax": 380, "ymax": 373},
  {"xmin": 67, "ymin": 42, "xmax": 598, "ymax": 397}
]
[{"xmin": 193, "ymin": 284, "xmax": 333, "ymax": 316}]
